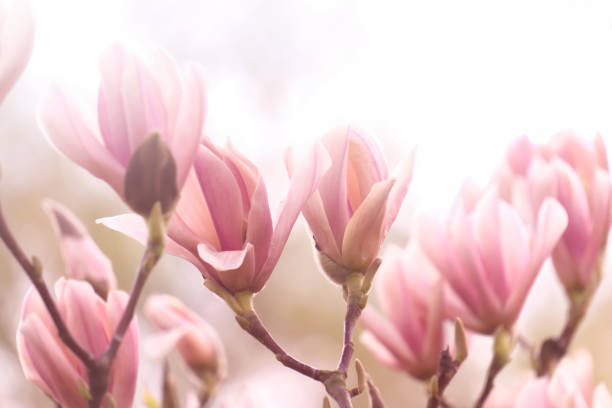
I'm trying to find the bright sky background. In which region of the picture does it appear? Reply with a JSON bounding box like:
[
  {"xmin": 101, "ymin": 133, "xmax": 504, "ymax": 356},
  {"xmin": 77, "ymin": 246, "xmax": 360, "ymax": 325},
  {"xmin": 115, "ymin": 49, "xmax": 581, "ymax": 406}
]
[{"xmin": 24, "ymin": 0, "xmax": 612, "ymax": 214}]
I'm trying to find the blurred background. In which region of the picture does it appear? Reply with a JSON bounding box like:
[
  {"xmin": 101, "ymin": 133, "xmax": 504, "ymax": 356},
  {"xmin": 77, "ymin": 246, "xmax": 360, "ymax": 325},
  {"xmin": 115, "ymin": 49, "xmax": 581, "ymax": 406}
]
[{"xmin": 3, "ymin": 0, "xmax": 612, "ymax": 406}]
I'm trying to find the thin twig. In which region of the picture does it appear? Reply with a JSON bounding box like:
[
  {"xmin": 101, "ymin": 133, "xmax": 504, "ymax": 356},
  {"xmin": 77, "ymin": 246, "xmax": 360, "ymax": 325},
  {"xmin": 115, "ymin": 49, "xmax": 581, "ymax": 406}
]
[
  {"xmin": 474, "ymin": 358, "xmax": 504, "ymax": 408},
  {"xmin": 236, "ymin": 310, "xmax": 330, "ymax": 382},
  {"xmin": 337, "ymin": 297, "xmax": 362, "ymax": 373},
  {"xmin": 88, "ymin": 245, "xmax": 162, "ymax": 407},
  {"xmin": 0, "ymin": 204, "xmax": 93, "ymax": 366},
  {"xmin": 366, "ymin": 377, "xmax": 386, "ymax": 408},
  {"xmin": 427, "ymin": 348, "xmax": 461, "ymax": 408}
]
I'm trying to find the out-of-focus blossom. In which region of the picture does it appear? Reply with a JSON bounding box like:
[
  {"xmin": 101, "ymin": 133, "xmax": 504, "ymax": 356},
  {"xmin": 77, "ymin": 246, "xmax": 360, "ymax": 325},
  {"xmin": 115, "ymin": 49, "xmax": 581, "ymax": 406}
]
[
  {"xmin": 17, "ymin": 278, "xmax": 139, "ymax": 408},
  {"xmin": 360, "ymin": 243, "xmax": 444, "ymax": 380},
  {"xmin": 43, "ymin": 199, "xmax": 117, "ymax": 298},
  {"xmin": 498, "ymin": 133, "xmax": 612, "ymax": 291},
  {"xmin": 513, "ymin": 351, "xmax": 612, "ymax": 408},
  {"xmin": 0, "ymin": 0, "xmax": 34, "ymax": 104},
  {"xmin": 100, "ymin": 138, "xmax": 330, "ymax": 294},
  {"xmin": 419, "ymin": 188, "xmax": 568, "ymax": 334},
  {"xmin": 287, "ymin": 126, "xmax": 414, "ymax": 284},
  {"xmin": 145, "ymin": 294, "xmax": 226, "ymax": 383},
  {"xmin": 215, "ymin": 389, "xmax": 259, "ymax": 408},
  {"xmin": 39, "ymin": 44, "xmax": 206, "ymax": 202}
]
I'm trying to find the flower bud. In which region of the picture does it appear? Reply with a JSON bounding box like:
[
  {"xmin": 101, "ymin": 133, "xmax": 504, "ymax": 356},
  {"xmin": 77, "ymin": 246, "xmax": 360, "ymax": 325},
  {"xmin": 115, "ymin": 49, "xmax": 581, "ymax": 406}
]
[
  {"xmin": 43, "ymin": 199, "xmax": 117, "ymax": 298},
  {"xmin": 288, "ymin": 126, "xmax": 414, "ymax": 285},
  {"xmin": 17, "ymin": 279, "xmax": 139, "ymax": 408},
  {"xmin": 145, "ymin": 294, "xmax": 226, "ymax": 386},
  {"xmin": 125, "ymin": 133, "xmax": 178, "ymax": 218}
]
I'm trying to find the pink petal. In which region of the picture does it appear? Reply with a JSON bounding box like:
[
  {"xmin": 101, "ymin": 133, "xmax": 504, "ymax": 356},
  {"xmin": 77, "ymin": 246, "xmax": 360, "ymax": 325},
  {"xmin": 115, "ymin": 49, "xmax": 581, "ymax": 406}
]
[
  {"xmin": 55, "ymin": 279, "xmax": 109, "ymax": 357},
  {"xmin": 341, "ymin": 179, "xmax": 395, "ymax": 270},
  {"xmin": 245, "ymin": 177, "xmax": 273, "ymax": 272},
  {"xmin": 526, "ymin": 157, "xmax": 558, "ymax": 214},
  {"xmin": 39, "ymin": 86, "xmax": 126, "ymax": 196},
  {"xmin": 418, "ymin": 214, "xmax": 486, "ymax": 328},
  {"xmin": 515, "ymin": 379, "xmax": 552, "ymax": 408},
  {"xmin": 594, "ymin": 133, "xmax": 609, "ymax": 170},
  {"xmin": 19, "ymin": 315, "xmax": 87, "ymax": 408},
  {"xmin": 507, "ymin": 198, "xmax": 567, "ymax": 320},
  {"xmin": 421, "ymin": 280, "xmax": 444, "ymax": 370},
  {"xmin": 377, "ymin": 253, "xmax": 424, "ymax": 354},
  {"xmin": 594, "ymin": 384, "xmax": 612, "ymax": 408},
  {"xmin": 359, "ymin": 331, "xmax": 401, "ymax": 370},
  {"xmin": 318, "ymin": 126, "xmax": 352, "ymax": 246},
  {"xmin": 472, "ymin": 189, "xmax": 510, "ymax": 302},
  {"xmin": 121, "ymin": 57, "xmax": 168, "ymax": 155},
  {"xmin": 285, "ymin": 147, "xmax": 341, "ymax": 261},
  {"xmin": 97, "ymin": 213, "xmax": 209, "ymax": 276},
  {"xmin": 0, "ymin": 0, "xmax": 34, "ymax": 104},
  {"xmin": 577, "ymin": 169, "xmax": 612, "ymax": 286},
  {"xmin": 144, "ymin": 327, "xmax": 189, "ymax": 360},
  {"xmin": 198, "ymin": 243, "xmax": 257, "ymax": 292},
  {"xmin": 498, "ymin": 201, "xmax": 529, "ymax": 296},
  {"xmin": 171, "ymin": 63, "xmax": 206, "ymax": 187},
  {"xmin": 43, "ymin": 200, "xmax": 117, "ymax": 294},
  {"xmin": 552, "ymin": 159, "xmax": 592, "ymax": 258},
  {"xmin": 259, "ymin": 142, "xmax": 331, "ymax": 281},
  {"xmin": 557, "ymin": 350, "xmax": 594, "ymax": 405},
  {"xmin": 359, "ymin": 307, "xmax": 417, "ymax": 370},
  {"xmin": 145, "ymin": 47, "xmax": 182, "ymax": 137},
  {"xmin": 382, "ymin": 149, "xmax": 415, "ymax": 234},
  {"xmin": 345, "ymin": 127, "xmax": 389, "ymax": 212},
  {"xmin": 174, "ymin": 169, "xmax": 220, "ymax": 249},
  {"xmin": 194, "ymin": 145, "xmax": 245, "ymax": 250},
  {"xmin": 449, "ymin": 203, "xmax": 503, "ymax": 330},
  {"xmin": 506, "ymin": 135, "xmax": 535, "ymax": 176},
  {"xmin": 97, "ymin": 44, "xmax": 130, "ymax": 165},
  {"xmin": 106, "ymin": 291, "xmax": 139, "ymax": 408}
]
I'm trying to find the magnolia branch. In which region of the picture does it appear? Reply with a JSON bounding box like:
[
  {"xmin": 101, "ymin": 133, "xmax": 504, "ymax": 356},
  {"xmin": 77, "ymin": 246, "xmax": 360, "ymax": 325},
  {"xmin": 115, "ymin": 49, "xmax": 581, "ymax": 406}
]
[
  {"xmin": 0, "ymin": 199, "xmax": 164, "ymax": 408},
  {"xmin": 474, "ymin": 328, "xmax": 513, "ymax": 408},
  {"xmin": 536, "ymin": 262, "xmax": 602, "ymax": 376},
  {"xmin": 0, "ymin": 203, "xmax": 94, "ymax": 366}
]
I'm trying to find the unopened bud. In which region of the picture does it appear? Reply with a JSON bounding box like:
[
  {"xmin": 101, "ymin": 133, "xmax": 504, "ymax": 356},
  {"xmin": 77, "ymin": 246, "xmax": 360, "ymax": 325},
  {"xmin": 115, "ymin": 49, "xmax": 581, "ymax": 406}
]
[
  {"xmin": 454, "ymin": 318, "xmax": 468, "ymax": 364},
  {"xmin": 125, "ymin": 133, "xmax": 178, "ymax": 218},
  {"xmin": 355, "ymin": 359, "xmax": 367, "ymax": 393},
  {"xmin": 493, "ymin": 327, "xmax": 513, "ymax": 368}
]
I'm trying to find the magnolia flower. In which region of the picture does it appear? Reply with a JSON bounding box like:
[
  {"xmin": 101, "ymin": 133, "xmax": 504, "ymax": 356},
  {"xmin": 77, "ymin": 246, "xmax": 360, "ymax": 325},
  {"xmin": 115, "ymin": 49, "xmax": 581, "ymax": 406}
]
[
  {"xmin": 360, "ymin": 243, "xmax": 444, "ymax": 379},
  {"xmin": 100, "ymin": 138, "xmax": 330, "ymax": 294},
  {"xmin": 419, "ymin": 188, "xmax": 568, "ymax": 333},
  {"xmin": 17, "ymin": 279, "xmax": 139, "ymax": 408},
  {"xmin": 39, "ymin": 44, "xmax": 206, "ymax": 202},
  {"xmin": 43, "ymin": 200, "xmax": 117, "ymax": 298},
  {"xmin": 287, "ymin": 126, "xmax": 414, "ymax": 284},
  {"xmin": 514, "ymin": 352, "xmax": 612, "ymax": 408},
  {"xmin": 145, "ymin": 294, "xmax": 226, "ymax": 383},
  {"xmin": 498, "ymin": 133, "xmax": 612, "ymax": 291},
  {"xmin": 0, "ymin": 0, "xmax": 35, "ymax": 104}
]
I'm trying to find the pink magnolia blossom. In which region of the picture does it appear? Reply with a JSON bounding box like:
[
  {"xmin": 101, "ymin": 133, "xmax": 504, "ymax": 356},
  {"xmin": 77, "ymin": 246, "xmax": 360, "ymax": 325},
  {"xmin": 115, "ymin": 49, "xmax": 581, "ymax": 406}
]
[
  {"xmin": 39, "ymin": 44, "xmax": 206, "ymax": 201},
  {"xmin": 513, "ymin": 352, "xmax": 612, "ymax": 408},
  {"xmin": 360, "ymin": 243, "xmax": 444, "ymax": 379},
  {"xmin": 43, "ymin": 200, "xmax": 117, "ymax": 298},
  {"xmin": 100, "ymin": 138, "xmax": 330, "ymax": 294},
  {"xmin": 419, "ymin": 188, "xmax": 568, "ymax": 334},
  {"xmin": 17, "ymin": 278, "xmax": 139, "ymax": 408},
  {"xmin": 287, "ymin": 126, "xmax": 414, "ymax": 283},
  {"xmin": 145, "ymin": 294, "xmax": 226, "ymax": 381},
  {"xmin": 0, "ymin": 0, "xmax": 34, "ymax": 104},
  {"xmin": 499, "ymin": 133, "xmax": 612, "ymax": 290}
]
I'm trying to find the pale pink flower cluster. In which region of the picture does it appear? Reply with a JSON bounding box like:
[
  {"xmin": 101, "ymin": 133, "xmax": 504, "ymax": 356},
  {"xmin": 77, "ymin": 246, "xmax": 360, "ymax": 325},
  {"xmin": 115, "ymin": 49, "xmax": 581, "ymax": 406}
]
[
  {"xmin": 17, "ymin": 279, "xmax": 139, "ymax": 408},
  {"xmin": 486, "ymin": 352, "xmax": 612, "ymax": 408}
]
